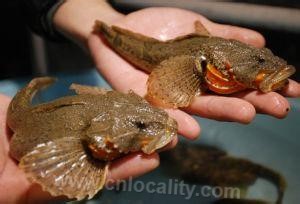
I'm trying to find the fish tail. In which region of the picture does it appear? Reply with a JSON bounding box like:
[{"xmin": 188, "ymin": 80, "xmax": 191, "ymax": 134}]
[
  {"xmin": 217, "ymin": 158, "xmax": 286, "ymax": 204},
  {"xmin": 7, "ymin": 77, "xmax": 56, "ymax": 128},
  {"xmin": 238, "ymin": 159, "xmax": 286, "ymax": 204},
  {"xmin": 254, "ymin": 164, "xmax": 286, "ymax": 204},
  {"xmin": 93, "ymin": 20, "xmax": 161, "ymax": 71},
  {"xmin": 214, "ymin": 162, "xmax": 286, "ymax": 204},
  {"xmin": 94, "ymin": 20, "xmax": 117, "ymax": 44}
]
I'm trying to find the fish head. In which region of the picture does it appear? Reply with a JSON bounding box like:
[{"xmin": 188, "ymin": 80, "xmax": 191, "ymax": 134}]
[
  {"xmin": 231, "ymin": 46, "xmax": 295, "ymax": 92},
  {"xmin": 84, "ymin": 91, "xmax": 177, "ymax": 161},
  {"xmin": 202, "ymin": 39, "xmax": 295, "ymax": 93},
  {"xmin": 249, "ymin": 48, "xmax": 295, "ymax": 92}
]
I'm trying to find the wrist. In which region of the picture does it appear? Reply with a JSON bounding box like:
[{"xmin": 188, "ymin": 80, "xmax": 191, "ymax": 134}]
[{"xmin": 53, "ymin": 0, "xmax": 123, "ymax": 48}]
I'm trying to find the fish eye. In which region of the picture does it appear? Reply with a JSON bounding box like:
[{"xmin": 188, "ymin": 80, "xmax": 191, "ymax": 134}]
[
  {"xmin": 258, "ymin": 57, "xmax": 265, "ymax": 64},
  {"xmin": 256, "ymin": 55, "xmax": 265, "ymax": 64},
  {"xmin": 199, "ymin": 55, "xmax": 207, "ymax": 69},
  {"xmin": 135, "ymin": 121, "xmax": 147, "ymax": 129},
  {"xmin": 194, "ymin": 55, "xmax": 207, "ymax": 74}
]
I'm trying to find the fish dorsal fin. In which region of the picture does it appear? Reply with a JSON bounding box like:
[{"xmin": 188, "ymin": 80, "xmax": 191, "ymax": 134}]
[
  {"xmin": 146, "ymin": 55, "xmax": 203, "ymax": 108},
  {"xmin": 98, "ymin": 20, "xmax": 209, "ymax": 45},
  {"xmin": 164, "ymin": 20, "xmax": 211, "ymax": 43},
  {"xmin": 194, "ymin": 20, "xmax": 211, "ymax": 36},
  {"xmin": 19, "ymin": 137, "xmax": 108, "ymax": 200},
  {"xmin": 70, "ymin": 83, "xmax": 109, "ymax": 95},
  {"xmin": 111, "ymin": 24, "xmax": 161, "ymax": 43},
  {"xmin": 164, "ymin": 33, "xmax": 208, "ymax": 43}
]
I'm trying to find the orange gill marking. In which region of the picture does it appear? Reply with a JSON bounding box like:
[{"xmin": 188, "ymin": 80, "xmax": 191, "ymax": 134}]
[
  {"xmin": 89, "ymin": 138, "xmax": 121, "ymax": 161},
  {"xmin": 205, "ymin": 63, "xmax": 246, "ymax": 94}
]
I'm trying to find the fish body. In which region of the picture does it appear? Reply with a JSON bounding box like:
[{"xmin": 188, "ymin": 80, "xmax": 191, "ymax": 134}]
[
  {"xmin": 95, "ymin": 21, "xmax": 295, "ymax": 108},
  {"xmin": 7, "ymin": 77, "xmax": 177, "ymax": 200},
  {"xmin": 162, "ymin": 143, "xmax": 286, "ymax": 204}
]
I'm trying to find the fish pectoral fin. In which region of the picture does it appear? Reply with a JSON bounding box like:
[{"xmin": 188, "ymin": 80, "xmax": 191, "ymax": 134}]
[
  {"xmin": 146, "ymin": 55, "xmax": 202, "ymax": 108},
  {"xmin": 19, "ymin": 137, "xmax": 108, "ymax": 200},
  {"xmin": 194, "ymin": 20, "xmax": 211, "ymax": 36},
  {"xmin": 70, "ymin": 83, "xmax": 109, "ymax": 95}
]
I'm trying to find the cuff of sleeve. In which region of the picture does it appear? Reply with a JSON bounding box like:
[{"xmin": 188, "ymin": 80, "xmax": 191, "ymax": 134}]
[{"xmin": 42, "ymin": 0, "xmax": 66, "ymax": 41}]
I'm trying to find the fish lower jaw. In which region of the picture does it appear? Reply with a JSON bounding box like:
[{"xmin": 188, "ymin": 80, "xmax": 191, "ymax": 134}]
[
  {"xmin": 259, "ymin": 66, "xmax": 295, "ymax": 92},
  {"xmin": 259, "ymin": 79, "xmax": 288, "ymax": 93}
]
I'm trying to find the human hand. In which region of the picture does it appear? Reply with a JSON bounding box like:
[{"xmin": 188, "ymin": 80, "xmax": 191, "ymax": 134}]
[
  {"xmin": 0, "ymin": 94, "xmax": 161, "ymax": 203},
  {"xmin": 88, "ymin": 7, "xmax": 300, "ymax": 139},
  {"xmin": 53, "ymin": 2, "xmax": 300, "ymax": 196}
]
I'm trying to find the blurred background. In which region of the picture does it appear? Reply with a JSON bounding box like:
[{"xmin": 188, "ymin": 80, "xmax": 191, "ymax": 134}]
[{"xmin": 0, "ymin": 0, "xmax": 299, "ymax": 80}]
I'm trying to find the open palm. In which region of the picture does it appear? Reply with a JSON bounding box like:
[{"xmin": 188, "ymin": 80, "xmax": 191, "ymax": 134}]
[{"xmin": 89, "ymin": 7, "xmax": 300, "ymax": 140}]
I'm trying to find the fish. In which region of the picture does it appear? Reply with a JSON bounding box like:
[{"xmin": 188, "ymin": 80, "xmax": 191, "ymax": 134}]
[
  {"xmin": 161, "ymin": 143, "xmax": 286, "ymax": 204},
  {"xmin": 94, "ymin": 20, "xmax": 296, "ymax": 108},
  {"xmin": 7, "ymin": 77, "xmax": 177, "ymax": 200}
]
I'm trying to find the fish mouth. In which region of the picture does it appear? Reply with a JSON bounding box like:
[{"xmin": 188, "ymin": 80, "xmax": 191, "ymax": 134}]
[
  {"xmin": 141, "ymin": 117, "xmax": 177, "ymax": 154},
  {"xmin": 259, "ymin": 65, "xmax": 296, "ymax": 92}
]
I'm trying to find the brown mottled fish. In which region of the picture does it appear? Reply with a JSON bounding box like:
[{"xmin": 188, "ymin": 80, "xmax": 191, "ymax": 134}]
[
  {"xmin": 94, "ymin": 20, "xmax": 296, "ymax": 108},
  {"xmin": 7, "ymin": 77, "xmax": 177, "ymax": 200},
  {"xmin": 162, "ymin": 143, "xmax": 286, "ymax": 204}
]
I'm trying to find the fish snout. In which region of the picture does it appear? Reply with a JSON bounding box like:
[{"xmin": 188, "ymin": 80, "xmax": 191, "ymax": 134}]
[
  {"xmin": 141, "ymin": 117, "xmax": 177, "ymax": 154},
  {"xmin": 258, "ymin": 65, "xmax": 296, "ymax": 92}
]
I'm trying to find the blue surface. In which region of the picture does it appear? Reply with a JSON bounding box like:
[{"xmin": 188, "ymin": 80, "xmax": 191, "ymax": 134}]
[{"xmin": 0, "ymin": 70, "xmax": 299, "ymax": 204}]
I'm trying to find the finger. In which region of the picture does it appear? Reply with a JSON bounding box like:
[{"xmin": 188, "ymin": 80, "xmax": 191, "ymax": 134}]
[
  {"xmin": 165, "ymin": 109, "xmax": 200, "ymax": 140},
  {"xmin": 0, "ymin": 158, "xmax": 67, "ymax": 203},
  {"xmin": 279, "ymin": 79, "xmax": 300, "ymax": 97},
  {"xmin": 26, "ymin": 184, "xmax": 68, "ymax": 203},
  {"xmin": 0, "ymin": 95, "xmax": 9, "ymax": 172},
  {"xmin": 232, "ymin": 91, "xmax": 291, "ymax": 118},
  {"xmin": 209, "ymin": 22, "xmax": 266, "ymax": 48},
  {"xmin": 0, "ymin": 94, "xmax": 11, "ymax": 110},
  {"xmin": 0, "ymin": 94, "xmax": 11, "ymax": 152},
  {"xmin": 107, "ymin": 152, "xmax": 159, "ymax": 183},
  {"xmin": 186, "ymin": 95, "xmax": 256, "ymax": 124},
  {"xmin": 157, "ymin": 136, "xmax": 178, "ymax": 153},
  {"xmin": 0, "ymin": 141, "xmax": 7, "ymax": 175}
]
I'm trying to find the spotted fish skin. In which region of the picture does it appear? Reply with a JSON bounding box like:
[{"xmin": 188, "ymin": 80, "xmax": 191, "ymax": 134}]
[
  {"xmin": 94, "ymin": 20, "xmax": 295, "ymax": 108},
  {"xmin": 7, "ymin": 77, "xmax": 177, "ymax": 200}
]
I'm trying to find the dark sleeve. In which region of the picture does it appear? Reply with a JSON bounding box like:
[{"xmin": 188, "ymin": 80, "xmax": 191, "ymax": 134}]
[{"xmin": 21, "ymin": 0, "xmax": 65, "ymax": 41}]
